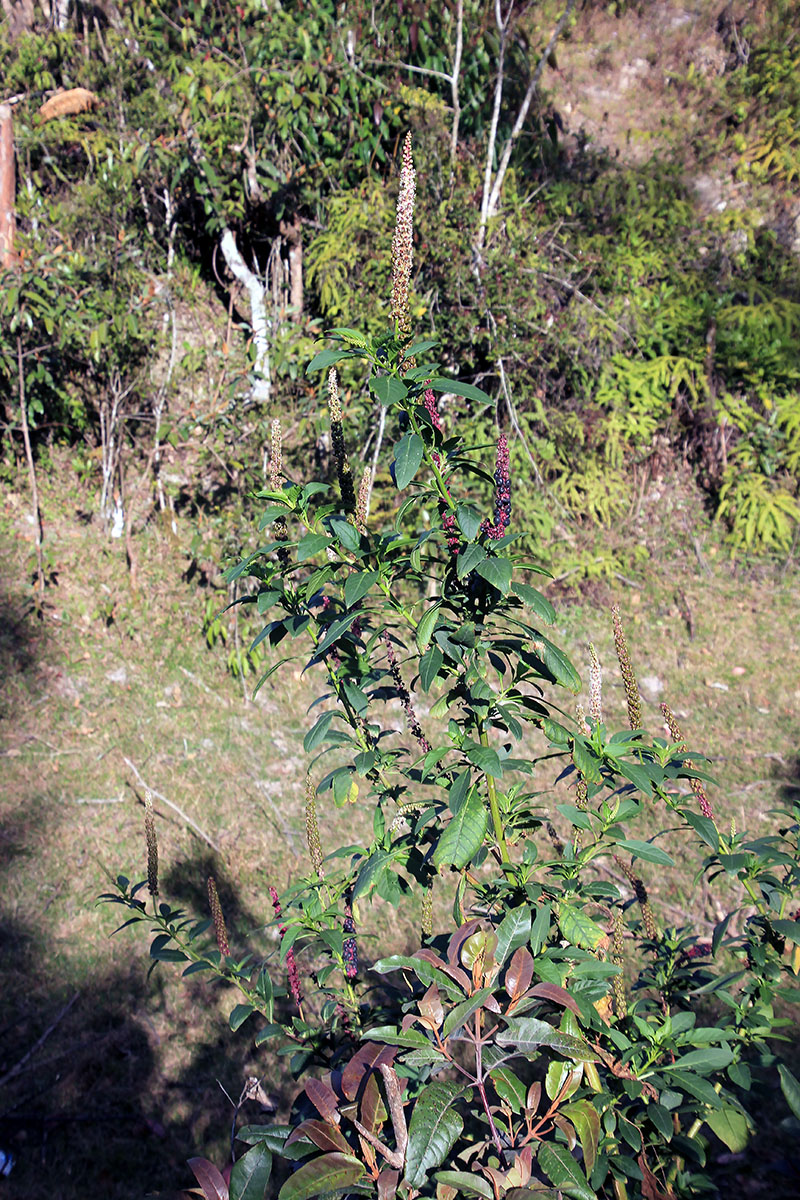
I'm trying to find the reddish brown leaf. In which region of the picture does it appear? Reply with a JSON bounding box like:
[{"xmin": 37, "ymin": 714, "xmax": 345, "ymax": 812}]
[
  {"xmin": 377, "ymin": 1168, "xmax": 401, "ymax": 1200},
  {"xmin": 286, "ymin": 1119, "xmax": 349, "ymax": 1154},
  {"xmin": 447, "ymin": 919, "xmax": 481, "ymax": 966},
  {"xmin": 187, "ymin": 1158, "xmax": 228, "ymax": 1200},
  {"xmin": 419, "ymin": 982, "xmax": 445, "ymax": 1029},
  {"xmin": 638, "ymin": 1152, "xmax": 676, "ymax": 1200},
  {"xmin": 528, "ymin": 981, "xmax": 582, "ymax": 1016},
  {"xmin": 359, "ymin": 1068, "xmax": 388, "ymax": 1134},
  {"xmin": 505, "ymin": 947, "xmax": 534, "ymax": 1002},
  {"xmin": 341, "ymin": 1043, "xmax": 397, "ymax": 1101},
  {"xmin": 415, "ymin": 948, "xmax": 471, "ymax": 992},
  {"xmin": 526, "ymin": 1081, "xmax": 541, "ymax": 1114},
  {"xmin": 305, "ymin": 1078, "xmax": 341, "ymax": 1124}
]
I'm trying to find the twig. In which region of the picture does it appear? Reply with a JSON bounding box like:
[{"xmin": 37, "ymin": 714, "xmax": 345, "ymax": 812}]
[
  {"xmin": 0, "ymin": 993, "xmax": 79, "ymax": 1088},
  {"xmin": 123, "ymin": 757, "xmax": 222, "ymax": 853},
  {"xmin": 73, "ymin": 797, "xmax": 125, "ymax": 805}
]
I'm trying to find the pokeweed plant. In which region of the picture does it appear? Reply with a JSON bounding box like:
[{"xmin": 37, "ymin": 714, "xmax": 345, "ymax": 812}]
[{"xmin": 102, "ymin": 135, "xmax": 800, "ymax": 1200}]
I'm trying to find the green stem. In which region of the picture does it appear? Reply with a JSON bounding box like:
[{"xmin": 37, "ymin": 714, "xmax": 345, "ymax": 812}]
[{"xmin": 480, "ymin": 726, "xmax": 510, "ymax": 865}]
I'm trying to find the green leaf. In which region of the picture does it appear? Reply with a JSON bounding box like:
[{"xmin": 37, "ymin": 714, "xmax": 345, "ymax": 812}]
[
  {"xmin": 416, "ymin": 601, "xmax": 441, "ymax": 651},
  {"xmin": 278, "ymin": 1152, "xmax": 364, "ymax": 1200},
  {"xmin": 230, "ymin": 1142, "xmax": 273, "ymax": 1200},
  {"xmin": 771, "ymin": 919, "xmax": 800, "ymax": 944},
  {"xmin": 456, "ymin": 503, "xmax": 483, "ymax": 541},
  {"xmin": 530, "ymin": 636, "xmax": 582, "ymax": 692},
  {"xmin": 352, "ymin": 847, "xmax": 396, "ymax": 902},
  {"xmin": 442, "ymin": 987, "xmax": 493, "ymax": 1038},
  {"xmin": 344, "ymin": 570, "xmax": 378, "ymax": 609},
  {"xmin": 497, "ymin": 1017, "xmax": 597, "ymax": 1063},
  {"xmin": 495, "ymin": 905, "xmax": 532, "ymax": 966},
  {"xmin": 229, "ymin": 1004, "xmax": 256, "ymax": 1032},
  {"xmin": 475, "ymin": 557, "xmax": 513, "ymax": 595},
  {"xmin": 537, "ymin": 1142, "xmax": 596, "ymax": 1200},
  {"xmin": 682, "ymin": 810, "xmax": 720, "ymax": 852},
  {"xmin": 704, "ymin": 1106, "xmax": 750, "ymax": 1153},
  {"xmin": 456, "ymin": 543, "xmax": 487, "ymax": 579},
  {"xmin": 328, "ymin": 516, "xmax": 361, "ymax": 553},
  {"xmin": 466, "ymin": 743, "xmax": 503, "ymax": 779},
  {"xmin": 572, "ymin": 739, "xmax": 603, "ymax": 784},
  {"xmin": 615, "ymin": 839, "xmax": 674, "ymax": 867},
  {"xmin": 432, "ymin": 790, "xmax": 488, "ymax": 870},
  {"xmin": 306, "ymin": 347, "xmax": 359, "ymax": 373},
  {"xmin": 511, "ymin": 582, "xmax": 556, "ymax": 624},
  {"xmin": 406, "ymin": 339, "xmax": 439, "ymax": 358},
  {"xmin": 562, "ymin": 1100, "xmax": 601, "ymax": 1177},
  {"xmin": 303, "ymin": 711, "xmax": 336, "ymax": 752},
  {"xmin": 558, "ymin": 903, "xmax": 606, "ymax": 951},
  {"xmin": 434, "ymin": 1172, "xmax": 493, "ymax": 1199},
  {"xmin": 778, "ymin": 1063, "xmax": 800, "ymax": 1121},
  {"xmin": 616, "ymin": 760, "xmax": 655, "ymax": 796},
  {"xmin": 427, "ymin": 377, "xmax": 493, "ymax": 405},
  {"xmin": 404, "ymin": 1081, "xmax": 463, "ymax": 1189},
  {"xmin": 315, "ymin": 612, "xmax": 360, "ymax": 656},
  {"xmin": 666, "ymin": 1046, "xmax": 734, "ymax": 1073},
  {"xmin": 392, "ymin": 433, "xmax": 424, "ymax": 490},
  {"xmin": 370, "ymin": 375, "xmax": 408, "ymax": 407},
  {"xmin": 298, "ymin": 532, "xmax": 330, "ymax": 562},
  {"xmin": 530, "ymin": 904, "xmax": 551, "ymax": 955},
  {"xmin": 420, "ymin": 644, "xmax": 443, "ymax": 692}
]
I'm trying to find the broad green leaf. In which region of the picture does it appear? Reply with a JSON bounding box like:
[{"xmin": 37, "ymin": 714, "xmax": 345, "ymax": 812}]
[
  {"xmin": 416, "ymin": 601, "xmax": 441, "ymax": 651},
  {"xmin": 406, "ymin": 338, "xmax": 439, "ymax": 358},
  {"xmin": 404, "ymin": 1081, "xmax": 463, "ymax": 1188},
  {"xmin": 771, "ymin": 919, "xmax": 800, "ymax": 944},
  {"xmin": 306, "ymin": 347, "xmax": 359, "ymax": 373},
  {"xmin": 229, "ymin": 1142, "xmax": 273, "ymax": 1200},
  {"xmin": 370, "ymin": 375, "xmax": 408, "ymax": 407},
  {"xmin": 315, "ymin": 612, "xmax": 360, "ymax": 656},
  {"xmin": 303, "ymin": 711, "xmax": 336, "ymax": 752},
  {"xmin": 278, "ymin": 1152, "xmax": 364, "ymax": 1200},
  {"xmin": 434, "ymin": 1172, "xmax": 493, "ymax": 1199},
  {"xmin": 704, "ymin": 1106, "xmax": 750, "ymax": 1152},
  {"xmin": 494, "ymin": 905, "xmax": 532, "ymax": 966},
  {"xmin": 562, "ymin": 1099, "xmax": 601, "ymax": 1177},
  {"xmin": 475, "ymin": 557, "xmax": 513, "ymax": 595},
  {"xmin": 442, "ymin": 987, "xmax": 493, "ymax": 1038},
  {"xmin": 778, "ymin": 1063, "xmax": 800, "ymax": 1120},
  {"xmin": 372, "ymin": 955, "xmax": 466, "ymax": 1000},
  {"xmin": 497, "ymin": 1016, "xmax": 596, "ymax": 1062},
  {"xmin": 682, "ymin": 810, "xmax": 720, "ymax": 852},
  {"xmin": 530, "ymin": 636, "xmax": 582, "ymax": 692},
  {"xmin": 353, "ymin": 847, "xmax": 396, "ymax": 902},
  {"xmin": 616, "ymin": 759, "xmax": 655, "ymax": 796},
  {"xmin": 530, "ymin": 903, "xmax": 552, "ymax": 955},
  {"xmin": 511, "ymin": 582, "xmax": 556, "ymax": 624},
  {"xmin": 537, "ymin": 1142, "xmax": 596, "ymax": 1200},
  {"xmin": 558, "ymin": 903, "xmax": 606, "ymax": 951},
  {"xmin": 456, "ymin": 543, "xmax": 487, "ymax": 579},
  {"xmin": 298, "ymin": 532, "xmax": 330, "ymax": 562},
  {"xmin": 572, "ymin": 739, "xmax": 603, "ymax": 784},
  {"xmin": 433, "ymin": 791, "xmax": 488, "ymax": 870},
  {"xmin": 615, "ymin": 839, "xmax": 674, "ymax": 867},
  {"xmin": 344, "ymin": 569, "xmax": 378, "ymax": 609},
  {"xmin": 465, "ymin": 743, "xmax": 503, "ymax": 779},
  {"xmin": 456, "ymin": 503, "xmax": 483, "ymax": 541},
  {"xmin": 329, "ymin": 516, "xmax": 361, "ymax": 552},
  {"xmin": 666, "ymin": 1046, "xmax": 734, "ymax": 1073},
  {"xmin": 229, "ymin": 1003, "xmax": 256, "ymax": 1031},
  {"xmin": 427, "ymin": 377, "xmax": 492, "ymax": 405},
  {"xmin": 392, "ymin": 433, "xmax": 424, "ymax": 489},
  {"xmin": 420, "ymin": 644, "xmax": 443, "ymax": 692}
]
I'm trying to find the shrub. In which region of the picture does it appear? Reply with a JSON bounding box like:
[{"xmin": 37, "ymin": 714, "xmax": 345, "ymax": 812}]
[{"xmin": 103, "ymin": 136, "xmax": 800, "ymax": 1200}]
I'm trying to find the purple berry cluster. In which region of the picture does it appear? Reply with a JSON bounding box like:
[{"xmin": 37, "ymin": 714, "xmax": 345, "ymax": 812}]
[
  {"xmin": 270, "ymin": 885, "xmax": 303, "ymax": 1009},
  {"xmin": 342, "ymin": 907, "xmax": 358, "ymax": 979},
  {"xmin": 481, "ymin": 434, "xmax": 511, "ymax": 540}
]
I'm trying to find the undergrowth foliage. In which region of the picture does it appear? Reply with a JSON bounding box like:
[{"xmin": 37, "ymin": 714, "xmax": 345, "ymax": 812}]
[{"xmin": 103, "ymin": 137, "xmax": 800, "ymax": 1200}]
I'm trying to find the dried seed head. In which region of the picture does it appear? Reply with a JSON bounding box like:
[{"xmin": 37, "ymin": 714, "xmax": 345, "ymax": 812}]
[
  {"xmin": 612, "ymin": 605, "xmax": 643, "ymax": 731},
  {"xmin": 355, "ymin": 465, "xmax": 371, "ymax": 535},
  {"xmin": 269, "ymin": 419, "xmax": 283, "ymax": 491},
  {"xmin": 207, "ymin": 876, "xmax": 229, "ymax": 957},
  {"xmin": 588, "ymin": 644, "xmax": 602, "ymax": 725},
  {"xmin": 575, "ymin": 776, "xmax": 589, "ymax": 811},
  {"xmin": 305, "ymin": 773, "xmax": 324, "ymax": 880},
  {"xmin": 144, "ymin": 789, "xmax": 159, "ymax": 898},
  {"xmin": 661, "ymin": 702, "xmax": 712, "ymax": 819},
  {"xmin": 421, "ymin": 880, "xmax": 433, "ymax": 939},
  {"xmin": 611, "ymin": 909, "xmax": 627, "ymax": 1018},
  {"xmin": 391, "ymin": 132, "xmax": 416, "ymax": 339}
]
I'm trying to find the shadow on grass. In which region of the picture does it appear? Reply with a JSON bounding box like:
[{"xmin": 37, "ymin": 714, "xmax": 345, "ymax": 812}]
[{"xmin": 0, "ymin": 843, "xmax": 299, "ymax": 1200}]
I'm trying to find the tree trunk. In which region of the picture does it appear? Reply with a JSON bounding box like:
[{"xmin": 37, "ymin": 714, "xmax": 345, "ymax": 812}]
[
  {"xmin": 219, "ymin": 228, "xmax": 271, "ymax": 402},
  {"xmin": 0, "ymin": 104, "xmax": 16, "ymax": 270},
  {"xmin": 280, "ymin": 214, "xmax": 304, "ymax": 320},
  {"xmin": 51, "ymin": 0, "xmax": 70, "ymax": 31}
]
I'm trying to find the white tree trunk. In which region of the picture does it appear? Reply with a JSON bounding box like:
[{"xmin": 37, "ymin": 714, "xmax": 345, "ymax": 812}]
[
  {"xmin": 219, "ymin": 228, "xmax": 271, "ymax": 403},
  {"xmin": 51, "ymin": 0, "xmax": 70, "ymax": 30}
]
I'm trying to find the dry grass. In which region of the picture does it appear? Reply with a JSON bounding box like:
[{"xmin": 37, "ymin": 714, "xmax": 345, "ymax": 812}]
[{"xmin": 1, "ymin": 457, "xmax": 799, "ymax": 1198}]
